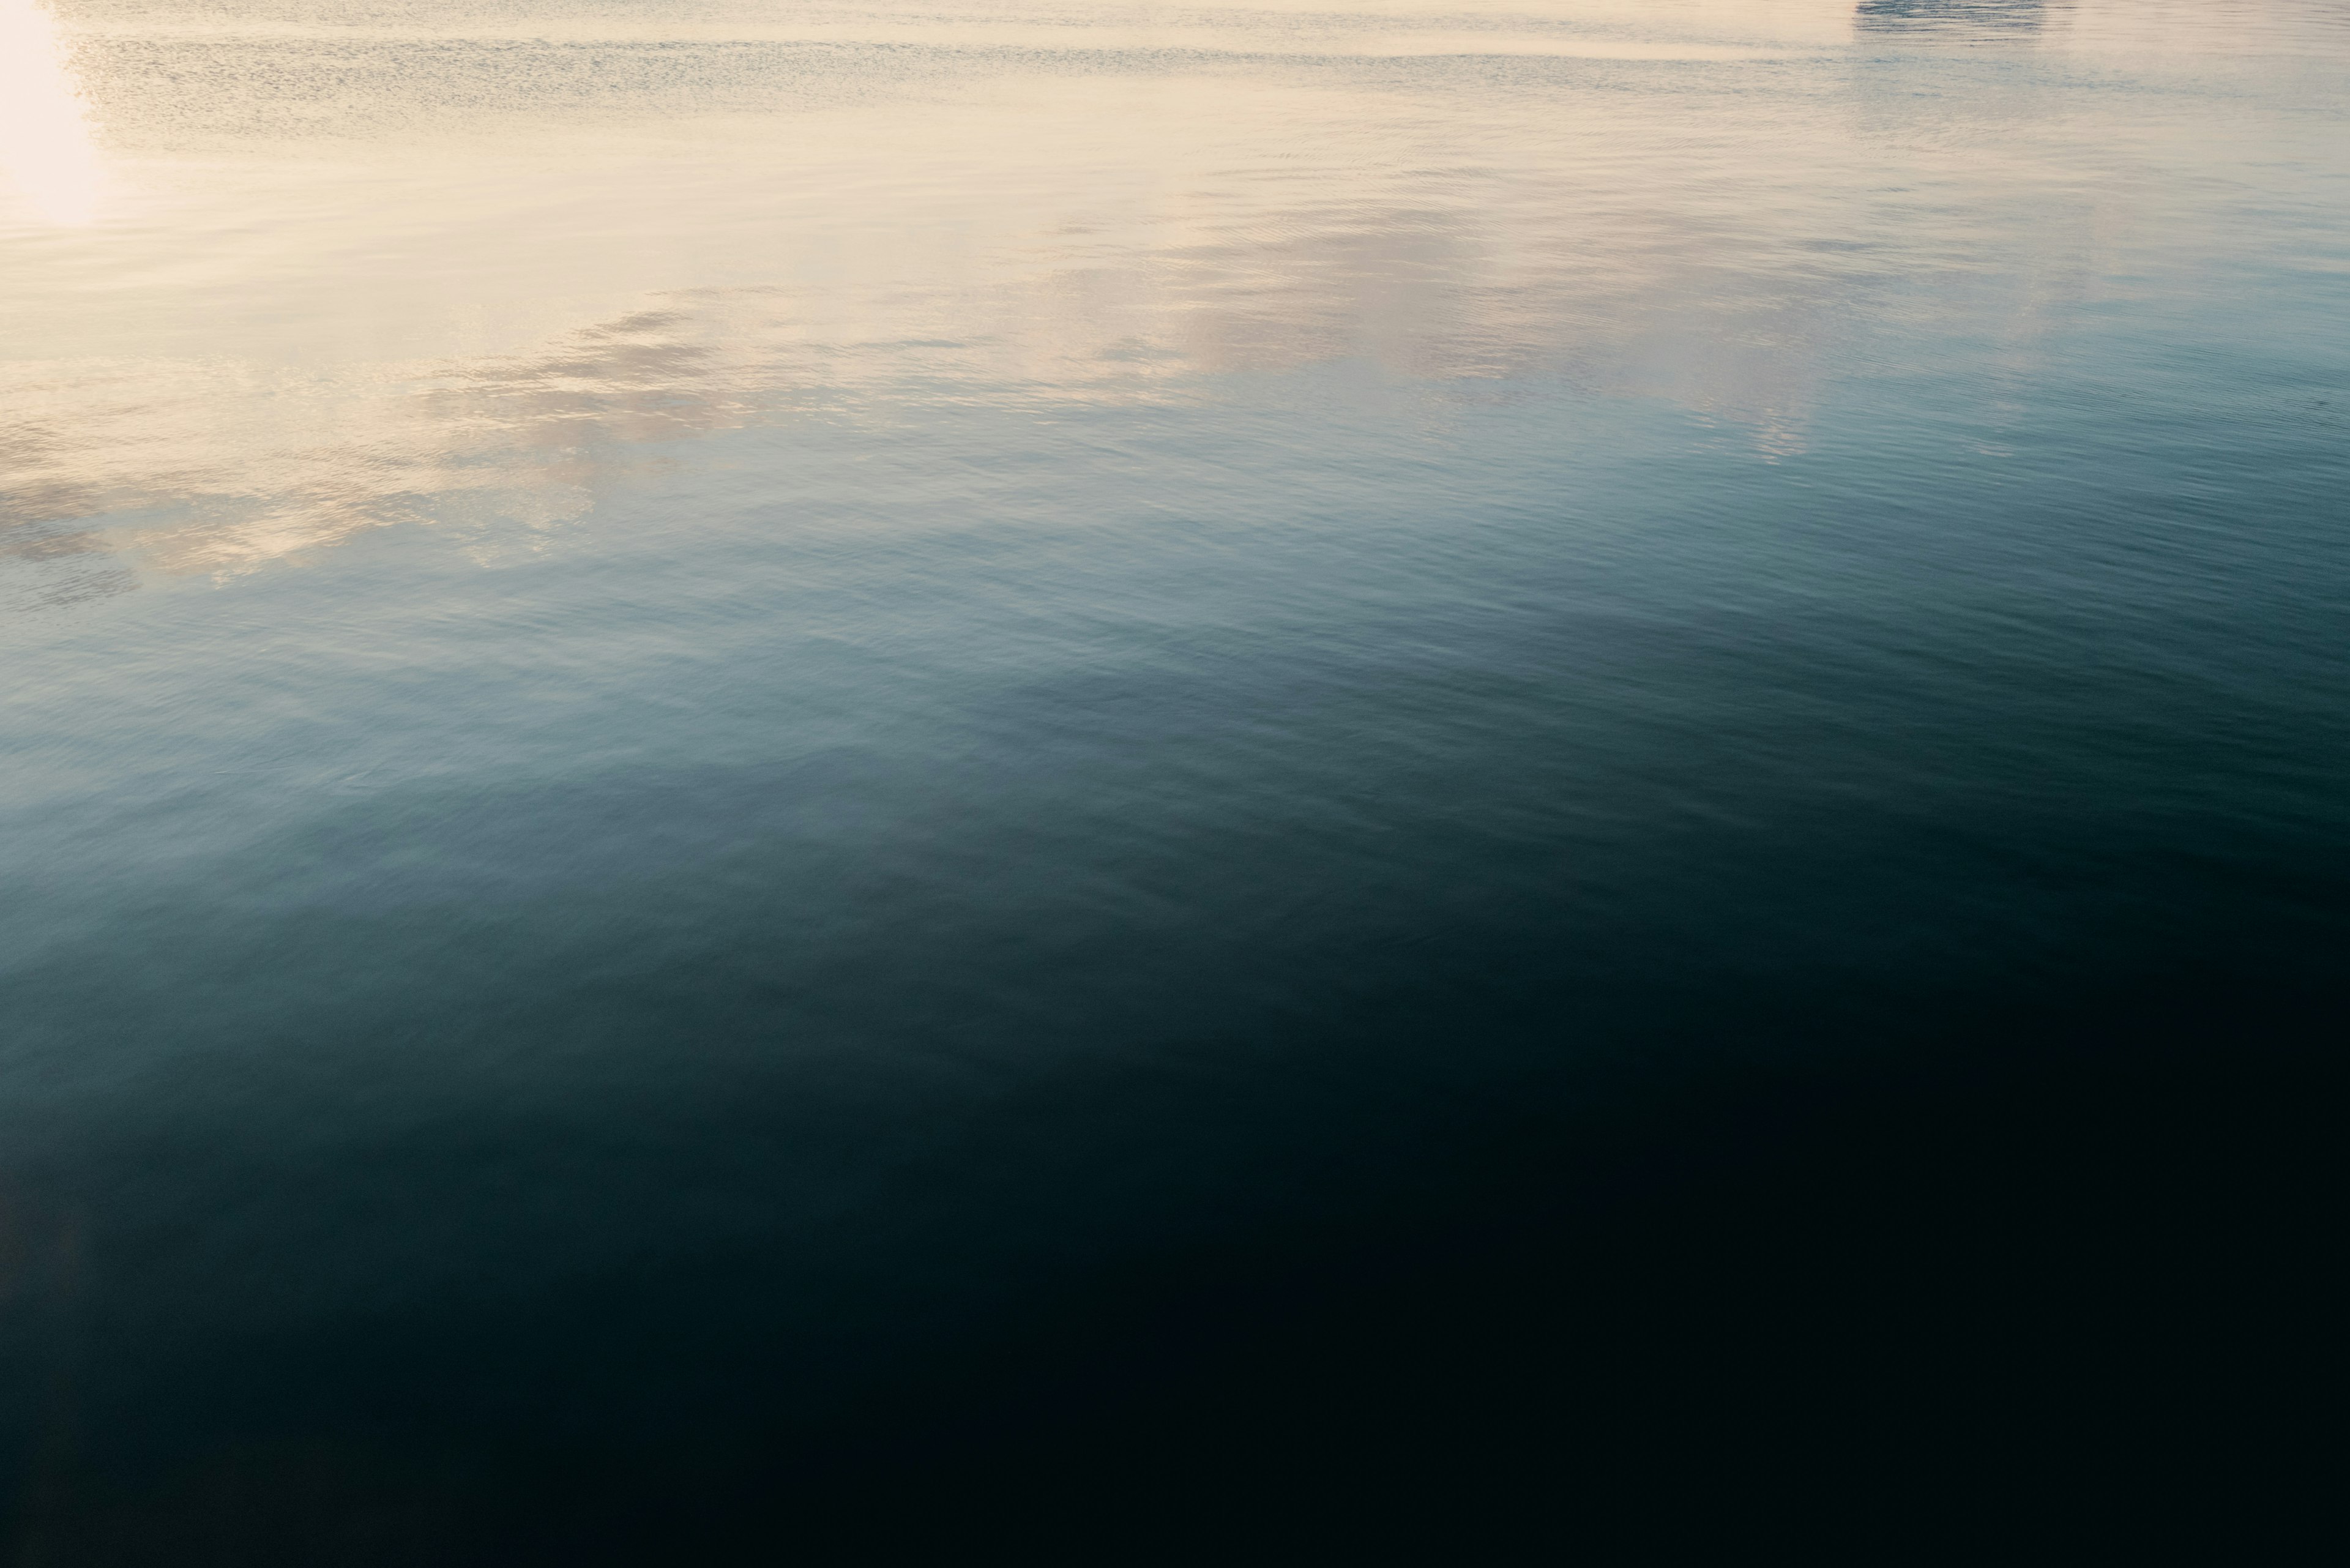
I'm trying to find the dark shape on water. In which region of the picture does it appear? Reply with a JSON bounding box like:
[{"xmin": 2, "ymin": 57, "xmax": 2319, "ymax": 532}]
[{"xmin": 1855, "ymin": 0, "xmax": 2050, "ymax": 34}]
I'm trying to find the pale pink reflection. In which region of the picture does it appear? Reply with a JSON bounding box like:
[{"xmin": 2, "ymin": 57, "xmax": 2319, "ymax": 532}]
[
  {"xmin": 0, "ymin": 0, "xmax": 103, "ymax": 225},
  {"xmin": 0, "ymin": 0, "xmax": 2217, "ymax": 599}
]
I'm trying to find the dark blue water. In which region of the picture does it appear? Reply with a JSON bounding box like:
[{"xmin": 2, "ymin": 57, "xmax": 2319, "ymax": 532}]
[{"xmin": 4, "ymin": 1, "xmax": 2346, "ymax": 1559}]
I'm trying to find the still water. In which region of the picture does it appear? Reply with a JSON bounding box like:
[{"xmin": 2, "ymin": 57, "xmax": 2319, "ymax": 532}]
[{"xmin": 4, "ymin": 1, "xmax": 2347, "ymax": 1559}]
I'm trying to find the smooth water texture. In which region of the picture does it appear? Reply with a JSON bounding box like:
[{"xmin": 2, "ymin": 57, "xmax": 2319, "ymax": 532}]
[{"xmin": 4, "ymin": 1, "xmax": 2348, "ymax": 1558}]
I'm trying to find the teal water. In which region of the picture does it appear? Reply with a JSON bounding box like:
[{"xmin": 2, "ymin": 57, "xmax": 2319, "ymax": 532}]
[{"xmin": 4, "ymin": 2, "xmax": 2347, "ymax": 1559}]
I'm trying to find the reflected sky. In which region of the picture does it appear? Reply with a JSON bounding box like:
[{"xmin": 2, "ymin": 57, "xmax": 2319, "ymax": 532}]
[{"xmin": 3, "ymin": 0, "xmax": 2346, "ymax": 600}]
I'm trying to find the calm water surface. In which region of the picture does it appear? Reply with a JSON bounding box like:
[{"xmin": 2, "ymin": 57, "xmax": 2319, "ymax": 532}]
[{"xmin": 4, "ymin": 1, "xmax": 2347, "ymax": 1559}]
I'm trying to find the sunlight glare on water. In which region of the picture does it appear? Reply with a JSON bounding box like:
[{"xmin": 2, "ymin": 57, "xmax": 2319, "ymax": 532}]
[{"xmin": 0, "ymin": 0, "xmax": 104, "ymax": 225}]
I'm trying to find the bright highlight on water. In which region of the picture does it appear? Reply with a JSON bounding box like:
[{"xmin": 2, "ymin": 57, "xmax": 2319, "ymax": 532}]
[{"xmin": 0, "ymin": 0, "xmax": 103, "ymax": 225}]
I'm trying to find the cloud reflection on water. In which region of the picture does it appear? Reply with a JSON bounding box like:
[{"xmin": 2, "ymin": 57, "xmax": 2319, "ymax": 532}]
[{"xmin": 0, "ymin": 1, "xmax": 2150, "ymax": 601}]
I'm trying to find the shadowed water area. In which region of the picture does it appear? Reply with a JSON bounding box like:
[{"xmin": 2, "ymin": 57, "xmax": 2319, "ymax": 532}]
[{"xmin": 2, "ymin": 1, "xmax": 2345, "ymax": 1560}]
